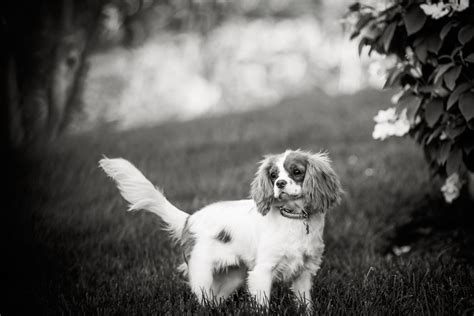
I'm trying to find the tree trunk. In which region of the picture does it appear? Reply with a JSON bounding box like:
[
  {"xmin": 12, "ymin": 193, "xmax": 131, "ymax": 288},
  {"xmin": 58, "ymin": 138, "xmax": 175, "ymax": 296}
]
[
  {"xmin": 3, "ymin": 0, "xmax": 104, "ymax": 145},
  {"xmin": 49, "ymin": 31, "xmax": 86, "ymax": 137},
  {"xmin": 59, "ymin": 1, "xmax": 105, "ymax": 134},
  {"xmin": 5, "ymin": 55, "xmax": 24, "ymax": 147}
]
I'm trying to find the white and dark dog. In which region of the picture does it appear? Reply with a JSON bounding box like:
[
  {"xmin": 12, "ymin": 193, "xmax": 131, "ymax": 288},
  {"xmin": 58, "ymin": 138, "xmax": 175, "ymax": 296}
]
[{"xmin": 99, "ymin": 150, "xmax": 342, "ymax": 309}]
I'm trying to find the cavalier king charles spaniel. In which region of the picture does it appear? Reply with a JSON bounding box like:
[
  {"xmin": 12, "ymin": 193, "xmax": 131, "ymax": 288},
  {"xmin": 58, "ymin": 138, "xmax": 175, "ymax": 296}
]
[{"xmin": 99, "ymin": 149, "xmax": 342, "ymax": 310}]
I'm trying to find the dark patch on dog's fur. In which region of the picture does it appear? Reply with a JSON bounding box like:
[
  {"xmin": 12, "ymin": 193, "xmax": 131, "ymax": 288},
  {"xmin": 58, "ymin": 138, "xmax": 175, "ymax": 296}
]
[
  {"xmin": 303, "ymin": 252, "xmax": 311, "ymax": 264},
  {"xmin": 181, "ymin": 216, "xmax": 195, "ymax": 264},
  {"xmin": 216, "ymin": 229, "xmax": 232, "ymax": 243},
  {"xmin": 268, "ymin": 165, "xmax": 280, "ymax": 184},
  {"xmin": 283, "ymin": 152, "xmax": 307, "ymax": 183}
]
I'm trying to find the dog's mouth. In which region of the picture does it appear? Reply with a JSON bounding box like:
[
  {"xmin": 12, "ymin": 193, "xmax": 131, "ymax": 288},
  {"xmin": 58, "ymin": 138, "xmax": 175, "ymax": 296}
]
[
  {"xmin": 277, "ymin": 192, "xmax": 290, "ymax": 200},
  {"xmin": 275, "ymin": 192, "xmax": 302, "ymax": 200}
]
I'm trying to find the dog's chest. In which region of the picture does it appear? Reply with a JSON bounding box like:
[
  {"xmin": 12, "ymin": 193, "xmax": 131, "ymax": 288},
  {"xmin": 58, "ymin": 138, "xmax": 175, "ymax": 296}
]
[
  {"xmin": 272, "ymin": 250, "xmax": 306, "ymax": 281},
  {"xmin": 264, "ymin": 214, "xmax": 325, "ymax": 281}
]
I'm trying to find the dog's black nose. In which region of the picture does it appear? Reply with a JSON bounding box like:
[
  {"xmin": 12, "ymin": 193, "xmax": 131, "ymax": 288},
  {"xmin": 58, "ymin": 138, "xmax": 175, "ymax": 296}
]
[{"xmin": 276, "ymin": 179, "xmax": 287, "ymax": 189}]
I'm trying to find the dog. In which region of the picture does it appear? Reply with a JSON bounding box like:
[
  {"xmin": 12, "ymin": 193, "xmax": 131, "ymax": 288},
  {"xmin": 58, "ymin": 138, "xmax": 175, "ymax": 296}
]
[{"xmin": 99, "ymin": 149, "xmax": 342, "ymax": 310}]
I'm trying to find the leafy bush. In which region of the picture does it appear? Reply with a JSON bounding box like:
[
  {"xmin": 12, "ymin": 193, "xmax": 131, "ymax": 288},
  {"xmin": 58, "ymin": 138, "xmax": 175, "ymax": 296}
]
[{"xmin": 348, "ymin": 0, "xmax": 474, "ymax": 202}]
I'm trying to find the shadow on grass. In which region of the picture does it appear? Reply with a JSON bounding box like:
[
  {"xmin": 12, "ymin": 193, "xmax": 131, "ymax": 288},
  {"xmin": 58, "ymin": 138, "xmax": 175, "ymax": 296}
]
[{"xmin": 382, "ymin": 192, "xmax": 474, "ymax": 263}]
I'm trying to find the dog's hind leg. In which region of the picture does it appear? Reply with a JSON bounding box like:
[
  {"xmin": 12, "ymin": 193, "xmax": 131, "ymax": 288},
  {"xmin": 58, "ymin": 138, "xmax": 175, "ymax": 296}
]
[
  {"xmin": 187, "ymin": 254, "xmax": 216, "ymax": 304},
  {"xmin": 212, "ymin": 265, "xmax": 247, "ymax": 301}
]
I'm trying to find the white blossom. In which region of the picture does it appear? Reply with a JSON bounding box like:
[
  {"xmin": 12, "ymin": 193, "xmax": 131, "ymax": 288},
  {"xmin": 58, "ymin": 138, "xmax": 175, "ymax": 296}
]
[
  {"xmin": 372, "ymin": 108, "xmax": 411, "ymax": 140},
  {"xmin": 409, "ymin": 67, "xmax": 423, "ymax": 78},
  {"xmin": 420, "ymin": 3, "xmax": 451, "ymax": 19},
  {"xmin": 450, "ymin": 0, "xmax": 469, "ymax": 11},
  {"xmin": 374, "ymin": 107, "xmax": 397, "ymax": 123},
  {"xmin": 393, "ymin": 245, "xmax": 411, "ymax": 256},
  {"xmin": 368, "ymin": 55, "xmax": 399, "ymax": 83},
  {"xmin": 420, "ymin": 0, "xmax": 469, "ymax": 19},
  {"xmin": 441, "ymin": 173, "xmax": 463, "ymax": 203}
]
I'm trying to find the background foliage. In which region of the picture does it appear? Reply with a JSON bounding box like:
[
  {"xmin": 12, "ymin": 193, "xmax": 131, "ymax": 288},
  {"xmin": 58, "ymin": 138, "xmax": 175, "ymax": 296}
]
[
  {"xmin": 348, "ymin": 0, "xmax": 474, "ymax": 195},
  {"xmin": 3, "ymin": 0, "xmax": 378, "ymax": 145}
]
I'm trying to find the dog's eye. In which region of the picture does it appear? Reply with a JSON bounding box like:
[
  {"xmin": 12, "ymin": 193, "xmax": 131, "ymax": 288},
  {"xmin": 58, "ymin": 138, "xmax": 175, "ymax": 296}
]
[
  {"xmin": 270, "ymin": 172, "xmax": 278, "ymax": 179},
  {"xmin": 293, "ymin": 169, "xmax": 302, "ymax": 175}
]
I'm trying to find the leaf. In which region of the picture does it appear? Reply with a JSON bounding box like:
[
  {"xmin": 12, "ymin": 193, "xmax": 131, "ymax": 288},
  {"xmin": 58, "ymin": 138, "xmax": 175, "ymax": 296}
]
[
  {"xmin": 427, "ymin": 125, "xmax": 444, "ymax": 144},
  {"xmin": 358, "ymin": 38, "xmax": 368, "ymax": 56},
  {"xmin": 382, "ymin": 22, "xmax": 397, "ymax": 52},
  {"xmin": 424, "ymin": 99, "xmax": 444, "ymax": 127},
  {"xmin": 459, "ymin": 92, "xmax": 474, "ymax": 121},
  {"xmin": 447, "ymin": 83, "xmax": 472, "ymax": 109},
  {"xmin": 356, "ymin": 14, "xmax": 374, "ymax": 32},
  {"xmin": 446, "ymin": 147, "xmax": 463, "ymax": 174},
  {"xmin": 433, "ymin": 63, "xmax": 454, "ymax": 84},
  {"xmin": 383, "ymin": 66, "xmax": 403, "ymax": 89},
  {"xmin": 413, "ymin": 36, "xmax": 425, "ymax": 47},
  {"xmin": 426, "ymin": 34, "xmax": 442, "ymax": 54},
  {"xmin": 463, "ymin": 137, "xmax": 474, "ymax": 154},
  {"xmin": 432, "ymin": 76, "xmax": 449, "ymax": 97},
  {"xmin": 469, "ymin": 120, "xmax": 474, "ymax": 130},
  {"xmin": 445, "ymin": 116, "xmax": 467, "ymax": 140},
  {"xmin": 458, "ymin": 25, "xmax": 474, "ymax": 45},
  {"xmin": 426, "ymin": 56, "xmax": 438, "ymax": 67},
  {"xmin": 368, "ymin": 45, "xmax": 376, "ymax": 56},
  {"xmin": 438, "ymin": 141, "xmax": 453, "ymax": 164},
  {"xmin": 446, "ymin": 123, "xmax": 466, "ymax": 139},
  {"xmin": 350, "ymin": 30, "xmax": 360, "ymax": 40},
  {"xmin": 440, "ymin": 20, "xmax": 458, "ymax": 40},
  {"xmin": 434, "ymin": 87, "xmax": 450, "ymax": 98},
  {"xmin": 404, "ymin": 5, "xmax": 426, "ymax": 35},
  {"xmin": 349, "ymin": 2, "xmax": 361, "ymax": 12},
  {"xmin": 401, "ymin": 94, "xmax": 422, "ymax": 124},
  {"xmin": 419, "ymin": 85, "xmax": 435, "ymax": 94},
  {"xmin": 415, "ymin": 42, "xmax": 428, "ymax": 63},
  {"xmin": 393, "ymin": 88, "xmax": 412, "ymax": 105},
  {"xmin": 465, "ymin": 53, "xmax": 474, "ymax": 63},
  {"xmin": 365, "ymin": 24, "xmax": 381, "ymax": 40},
  {"xmin": 451, "ymin": 46, "xmax": 463, "ymax": 58},
  {"xmin": 443, "ymin": 66, "xmax": 462, "ymax": 91}
]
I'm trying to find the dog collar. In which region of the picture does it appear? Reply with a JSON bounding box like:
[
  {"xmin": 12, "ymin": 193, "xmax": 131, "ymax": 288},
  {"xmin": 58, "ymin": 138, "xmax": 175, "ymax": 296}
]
[
  {"xmin": 279, "ymin": 207, "xmax": 310, "ymax": 234},
  {"xmin": 279, "ymin": 207, "xmax": 309, "ymax": 220}
]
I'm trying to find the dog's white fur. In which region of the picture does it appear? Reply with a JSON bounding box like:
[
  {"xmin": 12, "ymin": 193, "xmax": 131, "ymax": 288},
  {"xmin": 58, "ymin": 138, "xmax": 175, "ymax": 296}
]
[{"xmin": 99, "ymin": 150, "xmax": 342, "ymax": 310}]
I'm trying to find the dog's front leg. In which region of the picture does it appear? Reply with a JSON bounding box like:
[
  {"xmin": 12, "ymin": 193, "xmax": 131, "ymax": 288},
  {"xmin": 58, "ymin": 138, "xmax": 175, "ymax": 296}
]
[
  {"xmin": 247, "ymin": 265, "xmax": 273, "ymax": 307},
  {"xmin": 291, "ymin": 270, "xmax": 314, "ymax": 312}
]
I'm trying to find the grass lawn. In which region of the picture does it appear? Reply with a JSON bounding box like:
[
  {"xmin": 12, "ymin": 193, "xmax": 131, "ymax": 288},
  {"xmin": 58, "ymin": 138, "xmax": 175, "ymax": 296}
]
[{"xmin": 5, "ymin": 89, "xmax": 474, "ymax": 315}]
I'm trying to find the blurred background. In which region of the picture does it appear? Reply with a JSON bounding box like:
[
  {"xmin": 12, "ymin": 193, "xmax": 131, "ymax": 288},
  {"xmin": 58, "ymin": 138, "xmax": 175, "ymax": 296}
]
[
  {"xmin": 4, "ymin": 0, "xmax": 387, "ymax": 141},
  {"xmin": 4, "ymin": 0, "xmax": 474, "ymax": 314}
]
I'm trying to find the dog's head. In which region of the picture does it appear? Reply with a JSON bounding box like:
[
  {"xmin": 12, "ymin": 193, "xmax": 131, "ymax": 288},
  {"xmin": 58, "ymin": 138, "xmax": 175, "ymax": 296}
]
[{"xmin": 250, "ymin": 150, "xmax": 342, "ymax": 216}]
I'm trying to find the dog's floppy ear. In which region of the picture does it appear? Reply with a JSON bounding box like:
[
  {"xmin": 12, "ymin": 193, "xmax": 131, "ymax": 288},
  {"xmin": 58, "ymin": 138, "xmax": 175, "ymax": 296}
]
[
  {"xmin": 250, "ymin": 155, "xmax": 275, "ymax": 216},
  {"xmin": 302, "ymin": 152, "xmax": 342, "ymax": 213}
]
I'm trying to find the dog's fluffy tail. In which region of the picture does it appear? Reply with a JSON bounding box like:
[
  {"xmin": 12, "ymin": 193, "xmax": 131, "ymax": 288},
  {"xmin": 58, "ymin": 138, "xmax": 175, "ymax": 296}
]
[{"xmin": 99, "ymin": 157, "xmax": 188, "ymax": 240}]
